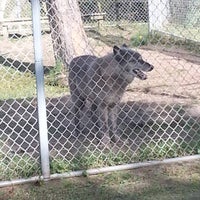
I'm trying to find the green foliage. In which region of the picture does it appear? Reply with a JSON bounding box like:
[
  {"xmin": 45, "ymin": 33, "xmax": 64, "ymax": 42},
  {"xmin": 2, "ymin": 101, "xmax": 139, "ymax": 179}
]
[
  {"xmin": 45, "ymin": 60, "xmax": 65, "ymax": 87},
  {"xmin": 131, "ymin": 33, "xmax": 149, "ymax": 47},
  {"xmin": 50, "ymin": 159, "xmax": 71, "ymax": 174}
]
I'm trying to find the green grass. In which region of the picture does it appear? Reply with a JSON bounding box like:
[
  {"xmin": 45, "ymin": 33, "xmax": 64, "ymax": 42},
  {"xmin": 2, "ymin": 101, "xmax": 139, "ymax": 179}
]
[
  {"xmin": 136, "ymin": 139, "xmax": 200, "ymax": 162},
  {"xmin": 0, "ymin": 67, "xmax": 36, "ymax": 99},
  {"xmin": 1, "ymin": 134, "xmax": 199, "ymax": 181},
  {"xmin": 1, "ymin": 160, "xmax": 200, "ymax": 200},
  {"xmin": 45, "ymin": 60, "xmax": 66, "ymax": 87},
  {"xmin": 1, "ymin": 136, "xmax": 199, "ymax": 181},
  {"xmin": 0, "ymin": 150, "xmax": 40, "ymax": 180},
  {"xmin": 0, "ymin": 65, "xmax": 67, "ymax": 100},
  {"xmin": 0, "ymin": 138, "xmax": 39, "ymax": 180},
  {"xmin": 131, "ymin": 33, "xmax": 149, "ymax": 46},
  {"xmin": 49, "ymin": 135, "xmax": 200, "ymax": 175},
  {"xmin": 50, "ymin": 151, "xmax": 131, "ymax": 174}
]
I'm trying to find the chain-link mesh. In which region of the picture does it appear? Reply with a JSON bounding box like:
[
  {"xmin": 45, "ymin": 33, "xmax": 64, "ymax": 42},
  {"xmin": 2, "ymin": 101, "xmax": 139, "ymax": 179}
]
[
  {"xmin": 0, "ymin": 2, "xmax": 40, "ymax": 180},
  {"xmin": 1, "ymin": 0, "xmax": 200, "ymax": 182}
]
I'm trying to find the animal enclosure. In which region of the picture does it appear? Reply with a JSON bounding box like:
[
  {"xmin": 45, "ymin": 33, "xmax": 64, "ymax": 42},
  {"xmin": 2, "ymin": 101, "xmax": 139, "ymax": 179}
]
[{"xmin": 0, "ymin": 0, "xmax": 200, "ymax": 185}]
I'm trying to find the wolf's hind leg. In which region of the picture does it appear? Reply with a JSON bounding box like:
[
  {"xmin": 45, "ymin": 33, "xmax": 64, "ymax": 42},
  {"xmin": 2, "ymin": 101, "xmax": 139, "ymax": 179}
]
[{"xmin": 97, "ymin": 105, "xmax": 111, "ymax": 146}]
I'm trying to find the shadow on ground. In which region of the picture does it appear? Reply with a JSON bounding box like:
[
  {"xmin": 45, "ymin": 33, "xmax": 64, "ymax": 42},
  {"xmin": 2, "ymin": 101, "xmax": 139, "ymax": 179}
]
[
  {"xmin": 86, "ymin": 29, "xmax": 130, "ymax": 47},
  {"xmin": 1, "ymin": 95, "xmax": 200, "ymax": 162},
  {"xmin": 0, "ymin": 55, "xmax": 51, "ymax": 74}
]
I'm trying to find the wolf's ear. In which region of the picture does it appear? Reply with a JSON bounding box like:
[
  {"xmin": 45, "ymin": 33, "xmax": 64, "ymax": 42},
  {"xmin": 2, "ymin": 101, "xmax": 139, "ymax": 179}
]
[
  {"xmin": 122, "ymin": 44, "xmax": 128, "ymax": 48},
  {"xmin": 113, "ymin": 45, "xmax": 120, "ymax": 55}
]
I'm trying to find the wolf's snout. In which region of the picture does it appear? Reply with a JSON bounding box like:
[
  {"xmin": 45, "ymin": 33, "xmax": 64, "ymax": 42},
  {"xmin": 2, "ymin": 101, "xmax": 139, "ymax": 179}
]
[
  {"xmin": 149, "ymin": 65, "xmax": 154, "ymax": 71},
  {"xmin": 141, "ymin": 74, "xmax": 147, "ymax": 80}
]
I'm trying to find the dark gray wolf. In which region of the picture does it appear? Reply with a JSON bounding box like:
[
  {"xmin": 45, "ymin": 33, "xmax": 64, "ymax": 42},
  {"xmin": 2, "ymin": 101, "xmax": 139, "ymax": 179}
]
[{"xmin": 68, "ymin": 44, "xmax": 154, "ymax": 145}]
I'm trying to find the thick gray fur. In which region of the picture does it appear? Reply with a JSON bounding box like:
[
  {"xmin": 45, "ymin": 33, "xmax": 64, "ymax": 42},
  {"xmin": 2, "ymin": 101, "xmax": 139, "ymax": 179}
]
[{"xmin": 68, "ymin": 44, "xmax": 154, "ymax": 145}]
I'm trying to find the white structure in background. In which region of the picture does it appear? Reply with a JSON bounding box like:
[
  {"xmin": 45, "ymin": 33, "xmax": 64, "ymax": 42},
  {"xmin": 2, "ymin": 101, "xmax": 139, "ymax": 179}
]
[
  {"xmin": 148, "ymin": 0, "xmax": 170, "ymax": 31},
  {"xmin": 15, "ymin": 0, "xmax": 21, "ymax": 18},
  {"xmin": 0, "ymin": 0, "xmax": 7, "ymax": 21}
]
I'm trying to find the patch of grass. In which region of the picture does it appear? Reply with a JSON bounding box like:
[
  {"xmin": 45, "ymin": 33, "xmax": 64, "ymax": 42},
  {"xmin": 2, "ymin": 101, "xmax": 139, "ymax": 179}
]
[
  {"xmin": 50, "ymin": 159, "xmax": 71, "ymax": 174},
  {"xmin": 136, "ymin": 139, "xmax": 183, "ymax": 161},
  {"xmin": 45, "ymin": 60, "xmax": 66, "ymax": 87},
  {"xmin": 130, "ymin": 32, "xmax": 149, "ymax": 47},
  {"xmin": 0, "ymin": 138, "xmax": 39, "ymax": 181},
  {"xmin": 0, "ymin": 65, "xmax": 67, "ymax": 100},
  {"xmin": 1, "ymin": 160, "xmax": 200, "ymax": 200},
  {"xmin": 50, "ymin": 151, "xmax": 132, "ymax": 174},
  {"xmin": 49, "ymin": 121, "xmax": 200, "ymax": 174},
  {"xmin": 135, "ymin": 138, "xmax": 200, "ymax": 162},
  {"xmin": 0, "ymin": 152, "xmax": 40, "ymax": 181},
  {"xmin": 0, "ymin": 67, "xmax": 36, "ymax": 100},
  {"xmin": 90, "ymin": 21, "xmax": 200, "ymax": 53}
]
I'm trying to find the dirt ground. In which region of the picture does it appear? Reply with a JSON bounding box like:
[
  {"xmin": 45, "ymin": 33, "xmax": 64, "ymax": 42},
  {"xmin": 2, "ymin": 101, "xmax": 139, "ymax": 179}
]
[{"xmin": 1, "ymin": 32, "xmax": 200, "ymax": 105}]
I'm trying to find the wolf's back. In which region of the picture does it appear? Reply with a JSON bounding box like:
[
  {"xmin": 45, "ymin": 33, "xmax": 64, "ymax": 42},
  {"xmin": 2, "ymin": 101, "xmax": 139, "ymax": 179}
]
[{"xmin": 69, "ymin": 55, "xmax": 97, "ymax": 77}]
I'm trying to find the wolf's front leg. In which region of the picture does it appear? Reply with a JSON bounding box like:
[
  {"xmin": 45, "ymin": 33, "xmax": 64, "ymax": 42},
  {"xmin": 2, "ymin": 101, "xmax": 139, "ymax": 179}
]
[
  {"xmin": 96, "ymin": 105, "xmax": 111, "ymax": 146},
  {"xmin": 108, "ymin": 104, "xmax": 118, "ymax": 143},
  {"xmin": 71, "ymin": 94, "xmax": 85, "ymax": 137}
]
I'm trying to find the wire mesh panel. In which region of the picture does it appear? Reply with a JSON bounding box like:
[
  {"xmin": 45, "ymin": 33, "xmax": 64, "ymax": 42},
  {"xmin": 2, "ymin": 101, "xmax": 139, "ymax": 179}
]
[
  {"xmin": 3, "ymin": 0, "xmax": 31, "ymax": 18},
  {"xmin": 0, "ymin": 0, "xmax": 200, "ymax": 183},
  {"xmin": 0, "ymin": 2, "xmax": 40, "ymax": 181},
  {"xmin": 149, "ymin": 0, "xmax": 200, "ymax": 42},
  {"xmin": 44, "ymin": 0, "xmax": 200, "ymax": 173},
  {"xmin": 0, "ymin": 0, "xmax": 48, "ymax": 182}
]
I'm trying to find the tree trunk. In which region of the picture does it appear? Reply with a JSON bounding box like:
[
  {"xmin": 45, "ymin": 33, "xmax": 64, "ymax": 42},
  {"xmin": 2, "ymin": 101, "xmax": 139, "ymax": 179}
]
[{"xmin": 46, "ymin": 0, "xmax": 93, "ymax": 66}]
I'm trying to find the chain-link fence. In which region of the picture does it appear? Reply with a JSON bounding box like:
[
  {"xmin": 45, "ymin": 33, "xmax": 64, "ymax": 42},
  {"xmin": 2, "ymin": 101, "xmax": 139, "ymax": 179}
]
[{"xmin": 0, "ymin": 0, "xmax": 200, "ymax": 185}]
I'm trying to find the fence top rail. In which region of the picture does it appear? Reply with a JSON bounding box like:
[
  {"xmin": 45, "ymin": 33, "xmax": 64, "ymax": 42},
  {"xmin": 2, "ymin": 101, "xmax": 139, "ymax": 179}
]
[{"xmin": 0, "ymin": 17, "xmax": 48, "ymax": 23}]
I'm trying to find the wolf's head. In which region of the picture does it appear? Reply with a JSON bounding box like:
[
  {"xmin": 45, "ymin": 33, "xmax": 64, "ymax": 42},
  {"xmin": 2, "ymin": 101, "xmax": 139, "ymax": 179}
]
[{"xmin": 113, "ymin": 44, "xmax": 154, "ymax": 80}]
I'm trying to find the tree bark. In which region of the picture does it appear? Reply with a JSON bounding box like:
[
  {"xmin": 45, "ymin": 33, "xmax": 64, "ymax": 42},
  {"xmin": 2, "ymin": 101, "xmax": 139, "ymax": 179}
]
[{"xmin": 46, "ymin": 0, "xmax": 93, "ymax": 66}]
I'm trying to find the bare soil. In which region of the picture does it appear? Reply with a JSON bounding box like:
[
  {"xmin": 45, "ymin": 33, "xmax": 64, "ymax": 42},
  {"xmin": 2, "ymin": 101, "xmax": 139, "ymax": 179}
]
[{"xmin": 1, "ymin": 33, "xmax": 200, "ymax": 105}]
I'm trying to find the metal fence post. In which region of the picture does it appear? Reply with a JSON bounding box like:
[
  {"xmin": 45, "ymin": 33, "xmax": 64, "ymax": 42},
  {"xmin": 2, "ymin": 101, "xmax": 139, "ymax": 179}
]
[{"xmin": 31, "ymin": 0, "xmax": 50, "ymax": 180}]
